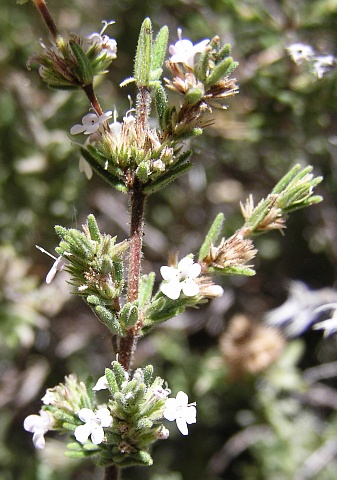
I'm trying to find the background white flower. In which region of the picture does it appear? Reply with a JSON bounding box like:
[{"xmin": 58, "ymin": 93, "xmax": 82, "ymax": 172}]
[
  {"xmin": 88, "ymin": 20, "xmax": 117, "ymax": 59},
  {"xmin": 70, "ymin": 110, "xmax": 112, "ymax": 135},
  {"xmin": 164, "ymin": 391, "xmax": 197, "ymax": 435},
  {"xmin": 160, "ymin": 256, "xmax": 201, "ymax": 300},
  {"xmin": 24, "ymin": 410, "xmax": 54, "ymax": 449},
  {"xmin": 286, "ymin": 43, "xmax": 314, "ymax": 64},
  {"xmin": 312, "ymin": 55, "xmax": 335, "ymax": 79},
  {"xmin": 313, "ymin": 303, "xmax": 337, "ymax": 336},
  {"xmin": 74, "ymin": 407, "xmax": 112, "ymax": 445},
  {"xmin": 169, "ymin": 29, "xmax": 209, "ymax": 68}
]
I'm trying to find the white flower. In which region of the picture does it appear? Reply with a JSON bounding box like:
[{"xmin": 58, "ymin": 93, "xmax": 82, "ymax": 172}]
[
  {"xmin": 286, "ymin": 43, "xmax": 315, "ymax": 64},
  {"xmin": 160, "ymin": 256, "xmax": 201, "ymax": 300},
  {"xmin": 46, "ymin": 256, "xmax": 67, "ymax": 284},
  {"xmin": 41, "ymin": 389, "xmax": 56, "ymax": 405},
  {"xmin": 169, "ymin": 29, "xmax": 209, "ymax": 68},
  {"xmin": 156, "ymin": 426, "xmax": 170, "ymax": 440},
  {"xmin": 74, "ymin": 407, "xmax": 112, "ymax": 445},
  {"xmin": 152, "ymin": 386, "xmax": 170, "ymax": 399},
  {"xmin": 164, "ymin": 391, "xmax": 197, "ymax": 436},
  {"xmin": 311, "ymin": 55, "xmax": 335, "ymax": 79},
  {"xmin": 35, "ymin": 245, "xmax": 67, "ymax": 284},
  {"xmin": 24, "ymin": 410, "xmax": 54, "ymax": 449},
  {"xmin": 313, "ymin": 303, "xmax": 337, "ymax": 337},
  {"xmin": 70, "ymin": 110, "xmax": 113, "ymax": 135},
  {"xmin": 88, "ymin": 20, "xmax": 117, "ymax": 59},
  {"xmin": 92, "ymin": 375, "xmax": 109, "ymax": 391}
]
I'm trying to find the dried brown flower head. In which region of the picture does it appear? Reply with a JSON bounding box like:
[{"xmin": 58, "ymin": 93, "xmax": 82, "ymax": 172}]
[{"xmin": 220, "ymin": 314, "xmax": 286, "ymax": 380}]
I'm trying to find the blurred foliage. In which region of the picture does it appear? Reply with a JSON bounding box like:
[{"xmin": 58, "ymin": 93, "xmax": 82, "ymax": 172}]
[{"xmin": 1, "ymin": 0, "xmax": 337, "ymax": 479}]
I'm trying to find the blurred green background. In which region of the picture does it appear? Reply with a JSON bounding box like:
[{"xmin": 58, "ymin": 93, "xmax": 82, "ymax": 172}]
[{"xmin": 1, "ymin": 0, "xmax": 337, "ymax": 479}]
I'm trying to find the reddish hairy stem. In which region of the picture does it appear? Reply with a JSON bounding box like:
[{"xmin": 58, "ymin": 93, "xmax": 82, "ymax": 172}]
[
  {"xmin": 82, "ymin": 84, "xmax": 104, "ymax": 115},
  {"xmin": 31, "ymin": 0, "xmax": 59, "ymax": 40},
  {"xmin": 118, "ymin": 182, "xmax": 146, "ymax": 370},
  {"xmin": 104, "ymin": 465, "xmax": 120, "ymax": 480}
]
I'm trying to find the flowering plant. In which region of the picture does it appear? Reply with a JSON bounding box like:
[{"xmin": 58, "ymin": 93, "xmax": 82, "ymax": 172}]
[{"xmin": 23, "ymin": 1, "xmax": 323, "ymax": 478}]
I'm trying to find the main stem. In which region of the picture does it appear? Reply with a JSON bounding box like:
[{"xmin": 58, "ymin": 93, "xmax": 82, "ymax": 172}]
[
  {"xmin": 106, "ymin": 87, "xmax": 149, "ymax": 480},
  {"xmin": 118, "ymin": 182, "xmax": 146, "ymax": 371},
  {"xmin": 118, "ymin": 86, "xmax": 150, "ymax": 371},
  {"xmin": 104, "ymin": 465, "xmax": 120, "ymax": 480}
]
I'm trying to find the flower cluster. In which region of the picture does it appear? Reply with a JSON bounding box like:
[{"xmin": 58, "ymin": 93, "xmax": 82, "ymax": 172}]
[
  {"xmin": 88, "ymin": 20, "xmax": 117, "ymax": 60},
  {"xmin": 28, "ymin": 20, "xmax": 117, "ymax": 90},
  {"xmin": 23, "ymin": 364, "xmax": 197, "ymax": 468},
  {"xmin": 287, "ymin": 43, "xmax": 335, "ymax": 79},
  {"xmin": 165, "ymin": 31, "xmax": 239, "ymax": 109}
]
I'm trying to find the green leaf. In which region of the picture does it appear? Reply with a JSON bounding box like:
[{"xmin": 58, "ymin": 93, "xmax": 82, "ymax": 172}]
[
  {"xmin": 205, "ymin": 57, "xmax": 238, "ymax": 87},
  {"xmin": 94, "ymin": 306, "xmax": 123, "ymax": 335},
  {"xmin": 143, "ymin": 162, "xmax": 193, "ymax": 194},
  {"xmin": 184, "ymin": 87, "xmax": 204, "ymax": 105},
  {"xmin": 134, "ymin": 18, "xmax": 152, "ymax": 87},
  {"xmin": 80, "ymin": 148, "xmax": 128, "ymax": 193},
  {"xmin": 199, "ymin": 213, "xmax": 224, "ymax": 261},
  {"xmin": 151, "ymin": 26, "xmax": 169, "ymax": 72},
  {"xmin": 119, "ymin": 302, "xmax": 139, "ymax": 328},
  {"xmin": 143, "ymin": 365, "xmax": 154, "ymax": 386},
  {"xmin": 112, "ymin": 361, "xmax": 128, "ymax": 389},
  {"xmin": 105, "ymin": 367, "xmax": 119, "ymax": 394},
  {"xmin": 87, "ymin": 214, "xmax": 101, "ymax": 242},
  {"xmin": 155, "ymin": 84, "xmax": 168, "ymax": 127},
  {"xmin": 69, "ymin": 40, "xmax": 94, "ymax": 85},
  {"xmin": 208, "ymin": 265, "xmax": 256, "ymax": 276},
  {"xmin": 138, "ymin": 272, "xmax": 155, "ymax": 308},
  {"xmin": 272, "ymin": 164, "xmax": 302, "ymax": 194}
]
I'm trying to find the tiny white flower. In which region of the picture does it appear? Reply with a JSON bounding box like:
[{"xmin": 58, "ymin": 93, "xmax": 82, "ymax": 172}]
[
  {"xmin": 46, "ymin": 256, "xmax": 67, "ymax": 284},
  {"xmin": 313, "ymin": 303, "xmax": 337, "ymax": 336},
  {"xmin": 74, "ymin": 407, "xmax": 112, "ymax": 445},
  {"xmin": 41, "ymin": 389, "xmax": 56, "ymax": 405},
  {"xmin": 36, "ymin": 245, "xmax": 67, "ymax": 284},
  {"xmin": 160, "ymin": 256, "xmax": 201, "ymax": 300},
  {"xmin": 152, "ymin": 386, "xmax": 170, "ymax": 399},
  {"xmin": 70, "ymin": 110, "xmax": 113, "ymax": 135},
  {"xmin": 24, "ymin": 410, "xmax": 54, "ymax": 449},
  {"xmin": 164, "ymin": 391, "xmax": 197, "ymax": 436},
  {"xmin": 156, "ymin": 426, "xmax": 170, "ymax": 439},
  {"xmin": 88, "ymin": 20, "xmax": 117, "ymax": 59},
  {"xmin": 286, "ymin": 43, "xmax": 315, "ymax": 64},
  {"xmin": 169, "ymin": 29, "xmax": 209, "ymax": 68},
  {"xmin": 93, "ymin": 375, "xmax": 109, "ymax": 391},
  {"xmin": 311, "ymin": 55, "xmax": 335, "ymax": 79}
]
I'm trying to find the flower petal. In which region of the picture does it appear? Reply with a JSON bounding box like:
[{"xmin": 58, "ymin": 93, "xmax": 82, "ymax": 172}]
[
  {"xmin": 74, "ymin": 424, "xmax": 92, "ymax": 443},
  {"xmin": 96, "ymin": 408, "xmax": 112, "ymax": 427},
  {"xmin": 70, "ymin": 124, "xmax": 87, "ymax": 135},
  {"xmin": 33, "ymin": 432, "xmax": 46, "ymax": 449},
  {"xmin": 175, "ymin": 391, "xmax": 189, "ymax": 407},
  {"xmin": 24, "ymin": 415, "xmax": 40, "ymax": 433},
  {"xmin": 163, "ymin": 408, "xmax": 177, "ymax": 422},
  {"xmin": 78, "ymin": 408, "xmax": 96, "ymax": 422},
  {"xmin": 160, "ymin": 280, "xmax": 181, "ymax": 300},
  {"xmin": 91, "ymin": 426, "xmax": 105, "ymax": 444},
  {"xmin": 182, "ymin": 278, "xmax": 199, "ymax": 297},
  {"xmin": 160, "ymin": 265, "xmax": 178, "ymax": 281},
  {"xmin": 188, "ymin": 262, "xmax": 201, "ymax": 278},
  {"xmin": 176, "ymin": 417, "xmax": 189, "ymax": 435}
]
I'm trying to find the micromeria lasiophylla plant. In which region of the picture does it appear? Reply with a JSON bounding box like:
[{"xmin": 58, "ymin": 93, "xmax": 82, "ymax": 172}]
[{"xmin": 23, "ymin": 1, "xmax": 323, "ymax": 478}]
